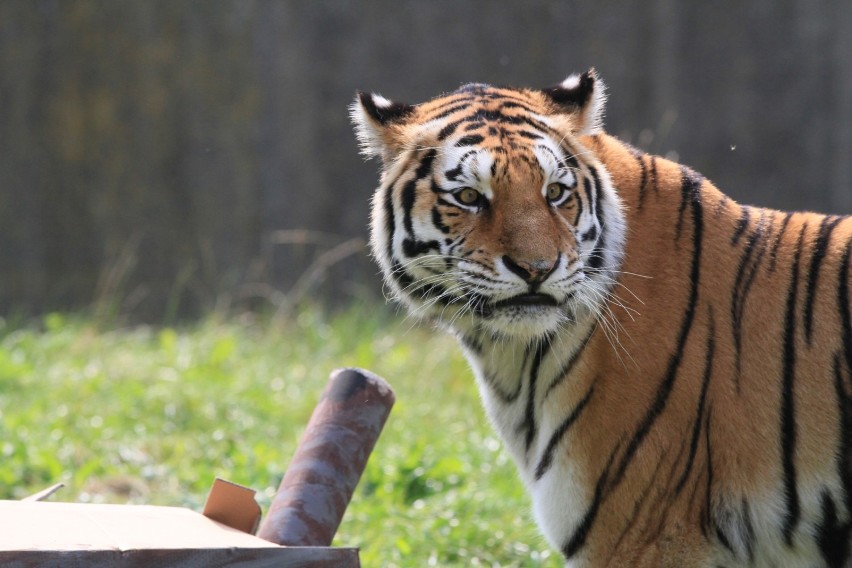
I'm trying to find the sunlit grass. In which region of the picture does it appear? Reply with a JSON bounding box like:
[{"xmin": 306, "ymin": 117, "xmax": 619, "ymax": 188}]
[{"xmin": 0, "ymin": 306, "xmax": 559, "ymax": 566}]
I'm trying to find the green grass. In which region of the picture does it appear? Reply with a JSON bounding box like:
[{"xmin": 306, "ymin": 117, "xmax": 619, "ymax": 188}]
[{"xmin": 0, "ymin": 306, "xmax": 559, "ymax": 566}]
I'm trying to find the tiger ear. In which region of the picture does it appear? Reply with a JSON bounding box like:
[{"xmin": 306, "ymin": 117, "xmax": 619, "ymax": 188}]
[
  {"xmin": 350, "ymin": 91, "xmax": 416, "ymax": 163},
  {"xmin": 541, "ymin": 69, "xmax": 607, "ymax": 134}
]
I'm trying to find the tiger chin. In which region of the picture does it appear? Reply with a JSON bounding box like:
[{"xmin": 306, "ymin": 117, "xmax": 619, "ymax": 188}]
[{"xmin": 351, "ymin": 70, "xmax": 852, "ymax": 567}]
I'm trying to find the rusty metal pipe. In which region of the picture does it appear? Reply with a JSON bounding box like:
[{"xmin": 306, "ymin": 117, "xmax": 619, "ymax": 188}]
[{"xmin": 257, "ymin": 367, "xmax": 395, "ymax": 547}]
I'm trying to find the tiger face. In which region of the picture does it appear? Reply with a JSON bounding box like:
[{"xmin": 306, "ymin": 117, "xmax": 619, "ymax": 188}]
[{"xmin": 352, "ymin": 71, "xmax": 625, "ymax": 340}]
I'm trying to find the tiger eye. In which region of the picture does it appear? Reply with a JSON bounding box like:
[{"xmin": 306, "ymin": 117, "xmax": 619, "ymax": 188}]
[
  {"xmin": 546, "ymin": 182, "xmax": 565, "ymax": 201},
  {"xmin": 457, "ymin": 187, "xmax": 482, "ymax": 205}
]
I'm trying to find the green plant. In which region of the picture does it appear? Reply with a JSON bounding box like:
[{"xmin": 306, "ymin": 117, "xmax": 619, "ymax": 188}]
[{"xmin": 0, "ymin": 306, "xmax": 558, "ymax": 566}]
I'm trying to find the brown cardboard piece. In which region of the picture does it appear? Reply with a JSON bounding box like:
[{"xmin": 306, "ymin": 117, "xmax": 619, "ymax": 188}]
[
  {"xmin": 202, "ymin": 477, "xmax": 262, "ymax": 535},
  {"xmin": 0, "ymin": 478, "xmax": 360, "ymax": 567}
]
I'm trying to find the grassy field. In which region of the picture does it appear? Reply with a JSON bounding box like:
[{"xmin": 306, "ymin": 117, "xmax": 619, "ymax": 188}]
[{"xmin": 0, "ymin": 306, "xmax": 559, "ymax": 566}]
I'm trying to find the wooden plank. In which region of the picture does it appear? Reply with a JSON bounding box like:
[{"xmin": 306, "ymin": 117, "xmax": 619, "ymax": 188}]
[{"xmin": 0, "ymin": 547, "xmax": 360, "ymax": 568}]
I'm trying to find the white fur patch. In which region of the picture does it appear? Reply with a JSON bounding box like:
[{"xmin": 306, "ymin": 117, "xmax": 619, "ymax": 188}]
[
  {"xmin": 350, "ymin": 94, "xmax": 383, "ymax": 159},
  {"xmin": 560, "ymin": 73, "xmax": 583, "ymax": 90},
  {"xmin": 371, "ymin": 93, "xmax": 393, "ymax": 108}
]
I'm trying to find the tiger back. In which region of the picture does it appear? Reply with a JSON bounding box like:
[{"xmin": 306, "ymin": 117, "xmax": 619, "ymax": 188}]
[{"xmin": 351, "ymin": 70, "xmax": 852, "ymax": 567}]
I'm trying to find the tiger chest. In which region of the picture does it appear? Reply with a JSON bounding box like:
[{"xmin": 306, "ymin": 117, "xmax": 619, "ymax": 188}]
[{"xmin": 462, "ymin": 343, "xmax": 593, "ymax": 558}]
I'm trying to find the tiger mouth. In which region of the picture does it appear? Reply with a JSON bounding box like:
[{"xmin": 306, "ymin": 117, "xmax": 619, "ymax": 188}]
[{"xmin": 492, "ymin": 293, "xmax": 559, "ymax": 309}]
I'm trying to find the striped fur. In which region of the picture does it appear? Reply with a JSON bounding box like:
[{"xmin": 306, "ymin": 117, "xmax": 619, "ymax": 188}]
[{"xmin": 351, "ymin": 71, "xmax": 852, "ymax": 567}]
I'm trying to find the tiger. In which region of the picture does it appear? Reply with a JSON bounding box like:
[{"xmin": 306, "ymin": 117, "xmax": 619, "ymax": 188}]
[{"xmin": 350, "ymin": 69, "xmax": 852, "ymax": 567}]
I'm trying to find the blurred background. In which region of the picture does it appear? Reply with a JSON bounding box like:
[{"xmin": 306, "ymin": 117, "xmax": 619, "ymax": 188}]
[
  {"xmin": 1, "ymin": 0, "xmax": 851, "ymax": 321},
  {"xmin": 2, "ymin": 3, "xmax": 852, "ymax": 565}
]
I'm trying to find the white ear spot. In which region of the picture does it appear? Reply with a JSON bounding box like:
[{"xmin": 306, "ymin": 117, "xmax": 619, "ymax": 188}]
[
  {"xmin": 559, "ymin": 73, "xmax": 582, "ymax": 91},
  {"xmin": 371, "ymin": 94, "xmax": 394, "ymax": 108}
]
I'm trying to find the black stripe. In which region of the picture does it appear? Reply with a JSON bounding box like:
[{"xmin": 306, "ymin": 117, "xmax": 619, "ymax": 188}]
[
  {"xmin": 430, "ymin": 179, "xmax": 454, "ymax": 195},
  {"xmin": 401, "ymin": 149, "xmax": 437, "ymax": 237},
  {"xmin": 731, "ymin": 206, "xmax": 751, "ymax": 245},
  {"xmin": 431, "ymin": 206, "xmax": 450, "ymax": 234},
  {"xmin": 534, "ymin": 384, "xmax": 595, "ymax": 480},
  {"xmin": 587, "ymin": 168, "xmax": 606, "ymax": 272},
  {"xmin": 475, "ymin": 109, "xmax": 508, "ymax": 123},
  {"xmin": 675, "ymin": 308, "xmax": 715, "ymax": 495},
  {"xmin": 715, "ymin": 522, "xmax": 735, "ymax": 555},
  {"xmin": 649, "ymin": 156, "xmax": 658, "ymax": 197},
  {"xmin": 383, "ymin": 186, "xmax": 397, "ymax": 265},
  {"xmin": 535, "ymin": 144, "xmax": 561, "ymax": 166},
  {"xmin": 477, "ymin": 108, "xmax": 564, "ymax": 139},
  {"xmin": 455, "ymin": 134, "xmax": 484, "ymax": 147},
  {"xmin": 675, "ymin": 168, "xmax": 700, "ymax": 241},
  {"xmin": 572, "ymin": 180, "xmax": 586, "ymax": 226},
  {"xmin": 833, "ymin": 354, "xmax": 852, "ymax": 521},
  {"xmin": 475, "ymin": 108, "xmax": 531, "ymax": 127},
  {"xmin": 590, "ymin": 167, "xmax": 605, "ymax": 227},
  {"xmin": 841, "ymin": 238, "xmax": 852, "ymax": 382},
  {"xmin": 443, "ymin": 150, "xmax": 477, "ymax": 182},
  {"xmin": 436, "ymin": 196, "xmax": 457, "ymax": 208},
  {"xmin": 839, "ymin": 238, "xmax": 852, "ymax": 526},
  {"xmin": 742, "ymin": 499, "xmax": 756, "ymax": 563},
  {"xmin": 804, "ymin": 215, "xmax": 843, "ymax": 345},
  {"xmin": 380, "ymin": 164, "xmax": 415, "ymax": 267},
  {"xmin": 770, "ymin": 212, "xmax": 793, "ymax": 272},
  {"xmin": 780, "ymin": 222, "xmax": 807, "ymax": 545},
  {"xmin": 730, "ymin": 212, "xmax": 769, "ymax": 390},
  {"xmin": 520, "ymin": 337, "xmax": 553, "ymax": 453},
  {"xmin": 637, "ymin": 153, "xmax": 648, "ymax": 209},
  {"xmin": 558, "ymin": 144, "xmax": 581, "ymax": 172},
  {"xmin": 402, "ymin": 238, "xmax": 440, "ymax": 257},
  {"xmin": 714, "ymin": 196, "xmax": 730, "ymax": 219},
  {"xmin": 561, "ymin": 453, "xmax": 616, "ymax": 559},
  {"xmin": 438, "ymin": 121, "xmax": 462, "ymax": 141},
  {"xmin": 543, "ymin": 324, "xmax": 597, "ymax": 397},
  {"xmin": 414, "ymin": 148, "xmax": 437, "ymax": 178},
  {"xmin": 482, "ymin": 90, "xmax": 540, "ymax": 108},
  {"xmin": 437, "ymin": 118, "xmax": 466, "ymax": 141},
  {"xmin": 422, "ymin": 99, "xmax": 475, "ymax": 122},
  {"xmin": 486, "ymin": 344, "xmax": 534, "ymax": 403},
  {"xmin": 485, "ymin": 375, "xmax": 523, "ymax": 404},
  {"xmin": 711, "ymin": 499, "xmax": 756, "ymax": 561},
  {"xmin": 516, "ymin": 130, "xmax": 543, "ymax": 140},
  {"xmin": 402, "ymin": 148, "xmax": 437, "ymax": 240},
  {"xmin": 702, "ymin": 408, "xmax": 715, "ymax": 537},
  {"xmin": 581, "ymin": 226, "xmax": 598, "ymax": 243},
  {"xmin": 611, "ymin": 167, "xmax": 704, "ymax": 488},
  {"xmin": 498, "ymin": 100, "xmax": 541, "ymax": 114},
  {"xmin": 816, "ymin": 490, "xmax": 851, "ymax": 568},
  {"xmin": 390, "ymin": 259, "xmax": 413, "ymax": 290}
]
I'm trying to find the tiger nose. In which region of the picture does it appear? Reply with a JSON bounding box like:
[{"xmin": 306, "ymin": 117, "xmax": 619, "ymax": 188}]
[{"xmin": 502, "ymin": 255, "xmax": 558, "ymax": 284}]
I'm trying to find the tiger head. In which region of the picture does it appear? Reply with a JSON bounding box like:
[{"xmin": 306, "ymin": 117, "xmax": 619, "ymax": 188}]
[{"xmin": 352, "ymin": 71, "xmax": 626, "ymax": 340}]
